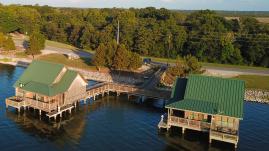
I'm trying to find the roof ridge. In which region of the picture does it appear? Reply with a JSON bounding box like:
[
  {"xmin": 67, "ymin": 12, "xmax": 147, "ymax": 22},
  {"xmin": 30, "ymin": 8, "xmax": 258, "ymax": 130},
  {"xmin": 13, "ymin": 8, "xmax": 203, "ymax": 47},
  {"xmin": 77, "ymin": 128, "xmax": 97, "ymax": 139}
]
[{"xmin": 189, "ymin": 74, "xmax": 244, "ymax": 82}]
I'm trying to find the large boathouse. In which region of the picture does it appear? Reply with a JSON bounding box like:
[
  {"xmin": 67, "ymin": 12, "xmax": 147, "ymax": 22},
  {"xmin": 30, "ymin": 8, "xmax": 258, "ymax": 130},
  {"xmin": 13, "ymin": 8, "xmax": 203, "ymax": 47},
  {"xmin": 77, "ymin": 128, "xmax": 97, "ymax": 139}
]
[
  {"xmin": 5, "ymin": 60, "xmax": 88, "ymax": 118},
  {"xmin": 159, "ymin": 75, "xmax": 245, "ymax": 148}
]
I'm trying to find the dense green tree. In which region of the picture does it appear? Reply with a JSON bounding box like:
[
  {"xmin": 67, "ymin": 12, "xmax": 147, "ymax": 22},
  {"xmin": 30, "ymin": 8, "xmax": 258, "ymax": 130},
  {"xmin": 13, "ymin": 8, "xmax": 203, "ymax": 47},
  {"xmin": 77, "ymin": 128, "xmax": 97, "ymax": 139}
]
[
  {"xmin": 113, "ymin": 44, "xmax": 129, "ymax": 70},
  {"xmin": 93, "ymin": 43, "xmax": 106, "ymax": 69},
  {"xmin": 3, "ymin": 35, "xmax": 16, "ymax": 51},
  {"xmin": 105, "ymin": 40, "xmax": 117, "ymax": 67},
  {"xmin": 183, "ymin": 55, "xmax": 203, "ymax": 74},
  {"xmin": 220, "ymin": 33, "xmax": 243, "ymax": 64},
  {"xmin": 165, "ymin": 55, "xmax": 203, "ymax": 80},
  {"xmin": 26, "ymin": 31, "xmax": 45, "ymax": 58},
  {"xmin": 133, "ymin": 26, "xmax": 151, "ymax": 55},
  {"xmin": 0, "ymin": 4, "xmax": 268, "ymax": 67},
  {"xmin": 0, "ymin": 32, "xmax": 4, "ymax": 47},
  {"xmin": 128, "ymin": 52, "xmax": 142, "ymax": 70}
]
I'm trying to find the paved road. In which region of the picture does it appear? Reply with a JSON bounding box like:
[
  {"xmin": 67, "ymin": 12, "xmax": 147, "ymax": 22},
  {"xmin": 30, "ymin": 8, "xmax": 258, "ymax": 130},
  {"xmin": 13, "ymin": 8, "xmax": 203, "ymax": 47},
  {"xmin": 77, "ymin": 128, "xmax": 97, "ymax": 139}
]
[
  {"xmin": 14, "ymin": 39, "xmax": 92, "ymax": 58},
  {"xmin": 204, "ymin": 66, "xmax": 269, "ymax": 76},
  {"xmin": 152, "ymin": 61, "xmax": 269, "ymax": 76}
]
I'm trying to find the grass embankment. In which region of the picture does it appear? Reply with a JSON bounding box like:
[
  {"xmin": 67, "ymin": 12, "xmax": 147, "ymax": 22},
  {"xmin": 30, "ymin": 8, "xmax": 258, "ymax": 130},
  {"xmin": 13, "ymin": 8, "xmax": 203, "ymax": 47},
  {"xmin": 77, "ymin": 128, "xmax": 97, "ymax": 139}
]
[
  {"xmin": 147, "ymin": 56, "xmax": 269, "ymax": 71},
  {"xmin": 37, "ymin": 54, "xmax": 101, "ymax": 71},
  {"xmin": 234, "ymin": 75, "xmax": 269, "ymax": 91}
]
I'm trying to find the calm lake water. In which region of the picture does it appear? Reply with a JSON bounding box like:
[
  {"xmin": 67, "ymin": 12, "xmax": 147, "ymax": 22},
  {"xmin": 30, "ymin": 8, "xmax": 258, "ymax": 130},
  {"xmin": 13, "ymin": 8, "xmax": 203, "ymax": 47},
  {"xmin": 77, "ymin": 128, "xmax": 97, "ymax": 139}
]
[{"xmin": 0, "ymin": 64, "xmax": 269, "ymax": 151}]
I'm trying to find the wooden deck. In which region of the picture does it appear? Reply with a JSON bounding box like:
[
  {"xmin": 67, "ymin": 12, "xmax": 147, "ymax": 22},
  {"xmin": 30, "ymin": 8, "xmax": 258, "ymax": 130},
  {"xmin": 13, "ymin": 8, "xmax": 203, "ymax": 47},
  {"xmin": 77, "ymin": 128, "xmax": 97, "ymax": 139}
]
[
  {"xmin": 86, "ymin": 82, "xmax": 171, "ymax": 100},
  {"xmin": 160, "ymin": 115, "xmax": 240, "ymax": 148},
  {"xmin": 6, "ymin": 96, "xmax": 58, "ymax": 112},
  {"xmin": 6, "ymin": 82, "xmax": 171, "ymax": 121}
]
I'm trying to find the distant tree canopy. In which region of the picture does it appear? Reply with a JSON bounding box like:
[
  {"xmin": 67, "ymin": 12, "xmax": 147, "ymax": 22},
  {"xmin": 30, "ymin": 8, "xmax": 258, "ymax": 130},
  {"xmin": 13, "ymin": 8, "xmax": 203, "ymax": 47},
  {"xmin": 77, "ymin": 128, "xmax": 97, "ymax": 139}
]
[
  {"xmin": 26, "ymin": 31, "xmax": 45, "ymax": 58},
  {"xmin": 0, "ymin": 5, "xmax": 268, "ymax": 67}
]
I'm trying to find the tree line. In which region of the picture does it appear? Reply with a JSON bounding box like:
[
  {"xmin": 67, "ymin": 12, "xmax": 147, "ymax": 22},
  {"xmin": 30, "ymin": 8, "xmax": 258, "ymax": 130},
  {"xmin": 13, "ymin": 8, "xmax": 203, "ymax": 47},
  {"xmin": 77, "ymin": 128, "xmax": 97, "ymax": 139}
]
[{"xmin": 0, "ymin": 5, "xmax": 268, "ymax": 67}]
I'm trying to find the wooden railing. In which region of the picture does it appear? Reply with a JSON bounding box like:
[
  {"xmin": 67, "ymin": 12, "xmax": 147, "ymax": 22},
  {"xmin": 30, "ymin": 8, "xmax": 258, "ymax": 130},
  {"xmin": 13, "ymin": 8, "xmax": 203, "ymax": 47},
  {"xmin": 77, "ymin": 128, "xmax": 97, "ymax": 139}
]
[
  {"xmin": 169, "ymin": 116, "xmax": 211, "ymax": 130},
  {"xmin": 210, "ymin": 130, "xmax": 238, "ymax": 143},
  {"xmin": 24, "ymin": 98, "xmax": 58, "ymax": 112},
  {"xmin": 86, "ymin": 82, "xmax": 171, "ymax": 99},
  {"xmin": 6, "ymin": 96, "xmax": 58, "ymax": 112},
  {"xmin": 211, "ymin": 121, "xmax": 238, "ymax": 135},
  {"xmin": 5, "ymin": 97, "xmax": 26, "ymax": 108}
]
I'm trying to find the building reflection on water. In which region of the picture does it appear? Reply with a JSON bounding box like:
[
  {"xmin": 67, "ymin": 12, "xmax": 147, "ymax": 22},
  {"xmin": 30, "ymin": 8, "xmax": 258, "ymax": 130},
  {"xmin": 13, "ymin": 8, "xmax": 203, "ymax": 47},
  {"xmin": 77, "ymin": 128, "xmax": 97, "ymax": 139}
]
[{"xmin": 5, "ymin": 95, "xmax": 235, "ymax": 151}]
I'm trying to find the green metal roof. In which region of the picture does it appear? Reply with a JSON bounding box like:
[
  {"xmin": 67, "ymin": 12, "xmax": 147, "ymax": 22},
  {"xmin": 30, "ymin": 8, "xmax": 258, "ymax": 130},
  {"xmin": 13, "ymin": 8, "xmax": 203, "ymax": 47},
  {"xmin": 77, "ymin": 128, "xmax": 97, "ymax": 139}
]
[
  {"xmin": 166, "ymin": 75, "xmax": 245, "ymax": 118},
  {"xmin": 14, "ymin": 60, "xmax": 79, "ymax": 96},
  {"xmin": 170, "ymin": 77, "xmax": 187, "ymax": 102},
  {"xmin": 167, "ymin": 99, "xmax": 219, "ymax": 115}
]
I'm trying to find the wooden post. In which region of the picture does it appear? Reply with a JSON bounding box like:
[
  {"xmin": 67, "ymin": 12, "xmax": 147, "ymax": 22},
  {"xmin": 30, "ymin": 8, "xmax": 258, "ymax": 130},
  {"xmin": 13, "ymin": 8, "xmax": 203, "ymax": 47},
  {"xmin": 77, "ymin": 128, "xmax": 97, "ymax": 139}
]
[{"xmin": 182, "ymin": 127, "xmax": 185, "ymax": 134}]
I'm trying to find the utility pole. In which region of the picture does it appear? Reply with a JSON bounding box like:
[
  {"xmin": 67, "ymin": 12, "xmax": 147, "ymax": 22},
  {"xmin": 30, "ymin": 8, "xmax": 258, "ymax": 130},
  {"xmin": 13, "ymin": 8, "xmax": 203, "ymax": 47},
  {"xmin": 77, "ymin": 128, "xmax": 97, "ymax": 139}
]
[{"xmin": 117, "ymin": 19, "xmax": 120, "ymax": 45}]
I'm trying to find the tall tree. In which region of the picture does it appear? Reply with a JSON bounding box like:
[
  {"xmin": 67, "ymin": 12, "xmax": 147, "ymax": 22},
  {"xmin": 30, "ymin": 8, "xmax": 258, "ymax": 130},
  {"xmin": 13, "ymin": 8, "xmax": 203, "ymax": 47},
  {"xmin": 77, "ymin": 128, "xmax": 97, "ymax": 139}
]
[
  {"xmin": 26, "ymin": 31, "xmax": 45, "ymax": 58},
  {"xmin": 93, "ymin": 43, "xmax": 106, "ymax": 69},
  {"xmin": 113, "ymin": 44, "xmax": 129, "ymax": 70},
  {"xmin": 3, "ymin": 35, "xmax": 16, "ymax": 51},
  {"xmin": 128, "ymin": 52, "xmax": 142, "ymax": 70},
  {"xmin": 0, "ymin": 32, "xmax": 5, "ymax": 48}
]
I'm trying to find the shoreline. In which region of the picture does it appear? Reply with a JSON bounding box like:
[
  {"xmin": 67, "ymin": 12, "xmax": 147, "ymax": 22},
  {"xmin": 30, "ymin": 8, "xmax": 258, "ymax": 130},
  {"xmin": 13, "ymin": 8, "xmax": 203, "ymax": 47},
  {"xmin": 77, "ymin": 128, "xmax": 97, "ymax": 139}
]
[{"xmin": 1, "ymin": 59, "xmax": 269, "ymax": 105}]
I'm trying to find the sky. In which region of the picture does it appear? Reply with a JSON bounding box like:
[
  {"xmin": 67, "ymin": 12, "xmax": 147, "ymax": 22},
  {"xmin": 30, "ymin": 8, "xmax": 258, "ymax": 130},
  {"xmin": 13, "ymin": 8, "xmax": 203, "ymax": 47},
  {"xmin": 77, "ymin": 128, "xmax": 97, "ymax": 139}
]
[{"xmin": 1, "ymin": 0, "xmax": 269, "ymax": 11}]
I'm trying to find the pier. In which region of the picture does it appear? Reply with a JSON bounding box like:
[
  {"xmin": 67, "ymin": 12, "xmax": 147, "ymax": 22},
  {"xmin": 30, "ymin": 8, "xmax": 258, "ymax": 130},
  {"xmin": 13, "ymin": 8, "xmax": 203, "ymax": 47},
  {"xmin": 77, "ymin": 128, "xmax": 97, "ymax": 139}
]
[{"xmin": 6, "ymin": 82, "xmax": 171, "ymax": 120}]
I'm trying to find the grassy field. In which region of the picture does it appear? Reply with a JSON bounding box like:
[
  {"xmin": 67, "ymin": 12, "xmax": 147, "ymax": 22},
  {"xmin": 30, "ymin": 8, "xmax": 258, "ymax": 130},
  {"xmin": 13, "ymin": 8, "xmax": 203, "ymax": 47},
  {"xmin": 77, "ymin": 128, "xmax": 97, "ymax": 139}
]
[
  {"xmin": 146, "ymin": 56, "xmax": 269, "ymax": 71},
  {"xmin": 0, "ymin": 58, "xmax": 12, "ymax": 62},
  {"xmin": 15, "ymin": 52, "xmax": 28, "ymax": 58},
  {"xmin": 45, "ymin": 40, "xmax": 77, "ymax": 50},
  {"xmin": 225, "ymin": 16, "xmax": 269, "ymax": 24},
  {"xmin": 234, "ymin": 75, "xmax": 269, "ymax": 90},
  {"xmin": 37, "ymin": 54, "xmax": 99, "ymax": 71}
]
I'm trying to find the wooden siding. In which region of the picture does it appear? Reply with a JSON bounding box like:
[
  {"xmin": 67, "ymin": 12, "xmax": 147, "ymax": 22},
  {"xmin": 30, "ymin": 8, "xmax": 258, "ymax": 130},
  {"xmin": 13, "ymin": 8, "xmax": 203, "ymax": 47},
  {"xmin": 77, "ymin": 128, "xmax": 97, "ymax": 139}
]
[{"xmin": 64, "ymin": 75, "xmax": 87, "ymax": 105}]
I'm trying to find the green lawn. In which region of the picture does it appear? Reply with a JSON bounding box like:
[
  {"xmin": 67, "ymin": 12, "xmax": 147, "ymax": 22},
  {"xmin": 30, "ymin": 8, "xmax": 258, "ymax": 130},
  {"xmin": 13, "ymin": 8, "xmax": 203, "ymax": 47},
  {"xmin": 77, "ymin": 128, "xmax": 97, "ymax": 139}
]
[
  {"xmin": 15, "ymin": 52, "xmax": 28, "ymax": 58},
  {"xmin": 146, "ymin": 56, "xmax": 269, "ymax": 71},
  {"xmin": 45, "ymin": 40, "xmax": 77, "ymax": 50},
  {"xmin": 46, "ymin": 40, "xmax": 95, "ymax": 54},
  {"xmin": 234, "ymin": 75, "xmax": 269, "ymax": 90},
  {"xmin": 37, "ymin": 54, "xmax": 100, "ymax": 71},
  {"xmin": 0, "ymin": 58, "xmax": 12, "ymax": 62}
]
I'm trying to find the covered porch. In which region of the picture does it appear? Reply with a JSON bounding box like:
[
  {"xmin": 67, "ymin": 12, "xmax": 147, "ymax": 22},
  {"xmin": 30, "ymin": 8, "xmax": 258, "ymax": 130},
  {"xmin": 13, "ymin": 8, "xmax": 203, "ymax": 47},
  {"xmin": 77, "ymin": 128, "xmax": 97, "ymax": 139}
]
[
  {"xmin": 166, "ymin": 108, "xmax": 212, "ymax": 132},
  {"xmin": 6, "ymin": 89, "xmax": 64, "ymax": 113}
]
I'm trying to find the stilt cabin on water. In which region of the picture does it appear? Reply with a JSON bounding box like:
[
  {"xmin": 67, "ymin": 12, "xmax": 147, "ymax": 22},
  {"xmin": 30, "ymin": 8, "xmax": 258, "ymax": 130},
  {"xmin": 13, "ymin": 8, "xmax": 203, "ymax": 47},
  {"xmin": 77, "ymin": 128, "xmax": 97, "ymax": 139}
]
[
  {"xmin": 5, "ymin": 60, "xmax": 88, "ymax": 119},
  {"xmin": 159, "ymin": 75, "xmax": 245, "ymax": 148}
]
